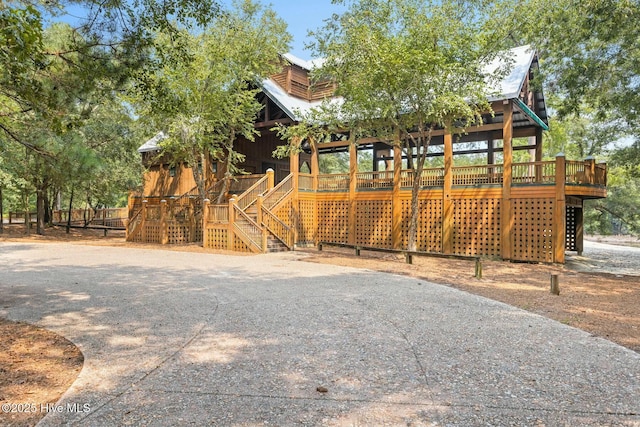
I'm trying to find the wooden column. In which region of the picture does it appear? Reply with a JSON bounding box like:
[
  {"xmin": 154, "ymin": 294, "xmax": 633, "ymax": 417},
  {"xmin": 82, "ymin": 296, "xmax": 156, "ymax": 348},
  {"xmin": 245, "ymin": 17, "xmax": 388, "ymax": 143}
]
[
  {"xmin": 257, "ymin": 195, "xmax": 267, "ymax": 253},
  {"xmin": 392, "ymin": 140, "xmax": 403, "ymax": 249},
  {"xmin": 290, "ymin": 140, "xmax": 300, "ymax": 247},
  {"xmin": 348, "ymin": 139, "xmax": 357, "ymax": 245},
  {"xmin": 160, "ymin": 199, "xmax": 168, "ymax": 244},
  {"xmin": 585, "ymin": 156, "xmax": 596, "ymax": 184},
  {"xmin": 202, "ymin": 199, "xmax": 210, "ymax": 248},
  {"xmin": 487, "ymin": 137, "xmax": 495, "ymax": 165},
  {"xmin": 553, "ymin": 154, "xmax": 566, "ymax": 263},
  {"xmin": 442, "ymin": 131, "xmax": 454, "ymax": 254},
  {"xmin": 228, "ymin": 197, "xmax": 236, "ymax": 251},
  {"xmin": 141, "ymin": 200, "xmax": 148, "ymax": 242},
  {"xmin": 576, "ymin": 205, "xmax": 584, "ymax": 256},
  {"xmin": 501, "ymin": 100, "xmax": 513, "ymax": 260},
  {"xmin": 310, "ymin": 137, "xmax": 319, "ymax": 191},
  {"xmin": 266, "ymin": 168, "xmax": 275, "ymax": 190},
  {"xmin": 535, "ymin": 128, "xmax": 543, "ymax": 182}
]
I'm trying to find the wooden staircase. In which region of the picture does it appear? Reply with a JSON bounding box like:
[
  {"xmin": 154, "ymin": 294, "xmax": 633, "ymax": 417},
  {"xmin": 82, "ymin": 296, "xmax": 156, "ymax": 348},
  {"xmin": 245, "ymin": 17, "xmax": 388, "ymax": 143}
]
[{"xmin": 229, "ymin": 173, "xmax": 295, "ymax": 253}]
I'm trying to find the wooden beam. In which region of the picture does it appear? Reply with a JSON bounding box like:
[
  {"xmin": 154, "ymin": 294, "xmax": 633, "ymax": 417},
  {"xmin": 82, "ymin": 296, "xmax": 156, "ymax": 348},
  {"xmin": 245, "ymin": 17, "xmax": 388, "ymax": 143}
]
[{"xmin": 254, "ymin": 118, "xmax": 294, "ymax": 129}]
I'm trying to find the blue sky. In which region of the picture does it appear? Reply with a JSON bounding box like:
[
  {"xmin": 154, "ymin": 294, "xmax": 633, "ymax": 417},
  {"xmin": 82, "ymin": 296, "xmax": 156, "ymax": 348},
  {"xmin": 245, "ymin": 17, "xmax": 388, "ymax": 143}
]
[
  {"xmin": 55, "ymin": 0, "xmax": 346, "ymax": 60},
  {"xmin": 221, "ymin": 0, "xmax": 347, "ymax": 60}
]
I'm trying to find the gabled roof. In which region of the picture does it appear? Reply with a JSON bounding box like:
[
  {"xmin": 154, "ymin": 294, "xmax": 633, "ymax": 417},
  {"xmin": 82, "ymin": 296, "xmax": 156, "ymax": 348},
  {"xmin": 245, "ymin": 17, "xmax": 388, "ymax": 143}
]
[
  {"xmin": 262, "ymin": 45, "xmax": 544, "ymax": 123},
  {"xmin": 484, "ymin": 45, "xmax": 536, "ymax": 102},
  {"xmin": 138, "ymin": 131, "xmax": 166, "ymax": 153}
]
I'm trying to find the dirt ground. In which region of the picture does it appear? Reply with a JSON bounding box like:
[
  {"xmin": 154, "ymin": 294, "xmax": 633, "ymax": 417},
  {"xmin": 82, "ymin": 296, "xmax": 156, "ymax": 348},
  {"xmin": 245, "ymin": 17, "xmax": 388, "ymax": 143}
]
[{"xmin": 1, "ymin": 223, "xmax": 638, "ymax": 426}]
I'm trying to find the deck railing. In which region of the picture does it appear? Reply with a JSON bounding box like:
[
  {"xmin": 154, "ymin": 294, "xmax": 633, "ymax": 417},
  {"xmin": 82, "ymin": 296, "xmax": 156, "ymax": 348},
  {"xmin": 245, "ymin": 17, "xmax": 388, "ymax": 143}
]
[
  {"xmin": 208, "ymin": 204, "xmax": 229, "ymax": 223},
  {"xmin": 235, "ymin": 174, "xmax": 270, "ymax": 211},
  {"xmin": 512, "ymin": 161, "xmax": 556, "ymax": 184},
  {"xmin": 357, "ymin": 171, "xmax": 394, "ymax": 189},
  {"xmin": 299, "ymin": 173, "xmax": 314, "ymax": 190},
  {"xmin": 318, "ymin": 173, "xmax": 350, "ymax": 191},
  {"xmin": 453, "ymin": 165, "xmax": 504, "ymax": 185},
  {"xmin": 310, "ymin": 159, "xmax": 606, "ymax": 191},
  {"xmin": 400, "ymin": 168, "xmax": 445, "ymax": 187}
]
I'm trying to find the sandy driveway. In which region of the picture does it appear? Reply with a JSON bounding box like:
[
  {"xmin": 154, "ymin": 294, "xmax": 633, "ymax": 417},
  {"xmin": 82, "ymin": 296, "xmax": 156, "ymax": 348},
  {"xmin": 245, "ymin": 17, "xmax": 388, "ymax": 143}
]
[
  {"xmin": 1, "ymin": 242, "xmax": 639, "ymax": 426},
  {"xmin": 567, "ymin": 240, "xmax": 640, "ymax": 276}
]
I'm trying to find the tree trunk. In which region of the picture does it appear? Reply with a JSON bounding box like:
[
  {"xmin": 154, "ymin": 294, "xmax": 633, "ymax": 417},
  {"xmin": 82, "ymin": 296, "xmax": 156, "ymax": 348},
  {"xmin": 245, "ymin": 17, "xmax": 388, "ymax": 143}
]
[
  {"xmin": 24, "ymin": 193, "xmax": 30, "ymax": 236},
  {"xmin": 407, "ymin": 167, "xmax": 421, "ymax": 252},
  {"xmin": 36, "ymin": 186, "xmax": 46, "ymax": 235},
  {"xmin": 66, "ymin": 188, "xmax": 74, "ymax": 234},
  {"xmin": 0, "ymin": 186, "xmax": 3, "ymax": 233}
]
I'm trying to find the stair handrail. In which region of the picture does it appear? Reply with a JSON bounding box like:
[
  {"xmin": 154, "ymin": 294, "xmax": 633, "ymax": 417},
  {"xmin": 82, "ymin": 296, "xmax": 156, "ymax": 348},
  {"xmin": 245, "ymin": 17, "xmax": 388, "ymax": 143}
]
[
  {"xmin": 235, "ymin": 174, "xmax": 270, "ymax": 211},
  {"xmin": 262, "ymin": 207, "xmax": 294, "ymax": 249},
  {"xmin": 126, "ymin": 206, "xmax": 145, "ymax": 240},
  {"xmin": 233, "ymin": 205, "xmax": 264, "ymax": 252},
  {"xmin": 262, "ymin": 174, "xmax": 293, "ymax": 211}
]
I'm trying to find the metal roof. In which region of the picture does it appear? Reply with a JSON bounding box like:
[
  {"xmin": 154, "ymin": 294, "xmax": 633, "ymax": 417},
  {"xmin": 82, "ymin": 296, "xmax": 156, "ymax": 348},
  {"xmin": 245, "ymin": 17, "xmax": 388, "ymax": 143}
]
[
  {"xmin": 263, "ymin": 45, "xmax": 546, "ymax": 125},
  {"xmin": 137, "ymin": 131, "xmax": 166, "ymax": 153}
]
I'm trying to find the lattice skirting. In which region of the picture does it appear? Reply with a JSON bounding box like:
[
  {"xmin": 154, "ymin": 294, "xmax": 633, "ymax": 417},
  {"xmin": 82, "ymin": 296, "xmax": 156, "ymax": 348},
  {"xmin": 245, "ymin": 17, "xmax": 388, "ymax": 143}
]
[
  {"xmin": 355, "ymin": 200, "xmax": 392, "ymax": 248},
  {"xmin": 205, "ymin": 227, "xmax": 228, "ymax": 250},
  {"xmin": 316, "ymin": 200, "xmax": 349, "ymax": 244},
  {"xmin": 510, "ymin": 198, "xmax": 554, "ymax": 262},
  {"xmin": 400, "ymin": 199, "xmax": 442, "ymax": 252},
  {"xmin": 452, "ymin": 198, "xmax": 501, "ymax": 257}
]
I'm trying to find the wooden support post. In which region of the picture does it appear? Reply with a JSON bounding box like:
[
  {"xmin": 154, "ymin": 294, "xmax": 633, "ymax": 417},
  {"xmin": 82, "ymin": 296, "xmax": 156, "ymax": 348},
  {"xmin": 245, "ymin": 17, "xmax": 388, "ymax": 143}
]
[
  {"xmin": 585, "ymin": 156, "xmax": 596, "ymax": 185},
  {"xmin": 553, "ymin": 154, "xmax": 567, "ymax": 263},
  {"xmin": 405, "ymin": 252, "xmax": 413, "ymax": 264},
  {"xmin": 550, "ymin": 274, "xmax": 560, "ymax": 295},
  {"xmin": 290, "ymin": 141, "xmax": 300, "ymax": 248},
  {"xmin": 392, "ymin": 140, "xmax": 403, "ymax": 249},
  {"xmin": 535, "ymin": 127, "xmax": 543, "ymax": 182},
  {"xmin": 318, "ymin": 242, "xmax": 323, "ymax": 251},
  {"xmin": 257, "ymin": 195, "xmax": 267, "ymax": 253},
  {"xmin": 160, "ymin": 199, "xmax": 168, "ymax": 244},
  {"xmin": 141, "ymin": 200, "xmax": 148, "ymax": 243},
  {"xmin": 202, "ymin": 199, "xmax": 210, "ymax": 248},
  {"xmin": 576, "ymin": 206, "xmax": 584, "ymax": 256},
  {"xmin": 228, "ymin": 197, "xmax": 236, "ymax": 251},
  {"xmin": 501, "ymin": 100, "xmax": 513, "ymax": 261},
  {"xmin": 311, "ymin": 137, "xmax": 319, "ymax": 191},
  {"xmin": 487, "ymin": 137, "xmax": 495, "ymax": 165},
  {"xmin": 475, "ymin": 259, "xmax": 483, "ymax": 279},
  {"xmin": 266, "ymin": 168, "xmax": 275, "ymax": 190},
  {"xmin": 348, "ymin": 139, "xmax": 357, "ymax": 246},
  {"xmin": 442, "ymin": 131, "xmax": 454, "ymax": 254},
  {"xmin": 355, "ymin": 246, "xmax": 361, "ymax": 256}
]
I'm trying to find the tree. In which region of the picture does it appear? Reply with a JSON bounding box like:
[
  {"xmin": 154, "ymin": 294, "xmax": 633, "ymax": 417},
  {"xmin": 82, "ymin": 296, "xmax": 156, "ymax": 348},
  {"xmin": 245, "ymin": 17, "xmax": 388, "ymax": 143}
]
[
  {"xmin": 307, "ymin": 0, "xmax": 509, "ymax": 251},
  {"xmin": 508, "ymin": 0, "xmax": 640, "ymax": 130},
  {"xmin": 139, "ymin": 0, "xmax": 291, "ymax": 203}
]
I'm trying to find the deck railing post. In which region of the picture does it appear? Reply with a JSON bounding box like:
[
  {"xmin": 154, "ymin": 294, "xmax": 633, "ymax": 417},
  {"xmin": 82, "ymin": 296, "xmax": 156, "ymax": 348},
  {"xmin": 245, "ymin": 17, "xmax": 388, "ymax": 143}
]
[
  {"xmin": 141, "ymin": 200, "xmax": 148, "ymax": 243},
  {"xmin": 392, "ymin": 140, "xmax": 402, "ymax": 249},
  {"xmin": 202, "ymin": 199, "xmax": 210, "ymax": 248},
  {"xmin": 348, "ymin": 139, "xmax": 357, "ymax": 246},
  {"xmin": 501, "ymin": 100, "xmax": 513, "ymax": 260},
  {"xmin": 228, "ymin": 197, "xmax": 236, "ymax": 251},
  {"xmin": 585, "ymin": 156, "xmax": 595, "ymax": 185},
  {"xmin": 257, "ymin": 195, "xmax": 267, "ymax": 252},
  {"xmin": 553, "ymin": 154, "xmax": 567, "ymax": 263},
  {"xmin": 443, "ymin": 131, "xmax": 454, "ymax": 254},
  {"xmin": 160, "ymin": 200, "xmax": 169, "ymax": 244},
  {"xmin": 290, "ymin": 139, "xmax": 300, "ymax": 248},
  {"xmin": 266, "ymin": 168, "xmax": 275, "ymax": 191}
]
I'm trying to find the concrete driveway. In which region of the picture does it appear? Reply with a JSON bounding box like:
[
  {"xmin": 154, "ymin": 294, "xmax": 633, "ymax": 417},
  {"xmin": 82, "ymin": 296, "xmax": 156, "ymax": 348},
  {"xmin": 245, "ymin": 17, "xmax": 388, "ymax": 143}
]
[{"xmin": 1, "ymin": 242, "xmax": 639, "ymax": 426}]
